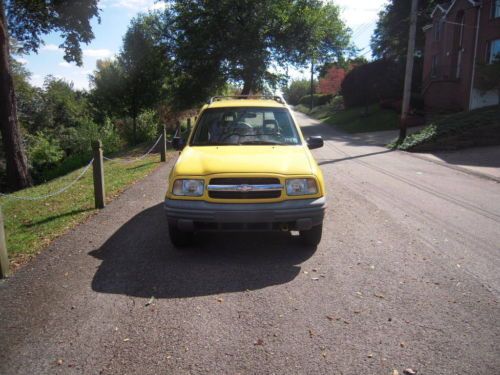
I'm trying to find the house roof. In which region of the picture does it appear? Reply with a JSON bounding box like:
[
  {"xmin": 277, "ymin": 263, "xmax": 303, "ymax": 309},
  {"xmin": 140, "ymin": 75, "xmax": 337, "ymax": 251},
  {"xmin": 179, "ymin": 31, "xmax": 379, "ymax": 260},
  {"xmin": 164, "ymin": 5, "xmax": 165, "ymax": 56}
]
[{"xmin": 430, "ymin": 0, "xmax": 480, "ymax": 19}]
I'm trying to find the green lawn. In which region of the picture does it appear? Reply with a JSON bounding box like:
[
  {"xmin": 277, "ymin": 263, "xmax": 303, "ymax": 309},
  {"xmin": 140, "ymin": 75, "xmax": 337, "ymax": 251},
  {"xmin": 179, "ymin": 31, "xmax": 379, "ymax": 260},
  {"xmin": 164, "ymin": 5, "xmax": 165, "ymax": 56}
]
[
  {"xmin": 391, "ymin": 105, "xmax": 500, "ymax": 151},
  {"xmin": 1, "ymin": 153, "xmax": 166, "ymax": 267},
  {"xmin": 296, "ymin": 103, "xmax": 399, "ymax": 133}
]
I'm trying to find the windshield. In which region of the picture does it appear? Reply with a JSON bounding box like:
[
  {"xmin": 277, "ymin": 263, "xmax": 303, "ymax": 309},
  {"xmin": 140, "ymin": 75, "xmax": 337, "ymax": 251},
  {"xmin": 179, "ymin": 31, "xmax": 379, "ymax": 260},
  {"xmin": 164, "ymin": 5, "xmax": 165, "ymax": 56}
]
[{"xmin": 190, "ymin": 107, "xmax": 301, "ymax": 146}]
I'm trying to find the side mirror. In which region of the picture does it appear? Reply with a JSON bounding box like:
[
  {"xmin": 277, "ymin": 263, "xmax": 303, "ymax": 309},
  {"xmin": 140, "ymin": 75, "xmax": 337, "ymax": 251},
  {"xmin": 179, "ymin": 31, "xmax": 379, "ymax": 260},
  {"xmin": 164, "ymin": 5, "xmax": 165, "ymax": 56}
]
[
  {"xmin": 307, "ymin": 136, "xmax": 323, "ymax": 150},
  {"xmin": 172, "ymin": 137, "xmax": 186, "ymax": 151}
]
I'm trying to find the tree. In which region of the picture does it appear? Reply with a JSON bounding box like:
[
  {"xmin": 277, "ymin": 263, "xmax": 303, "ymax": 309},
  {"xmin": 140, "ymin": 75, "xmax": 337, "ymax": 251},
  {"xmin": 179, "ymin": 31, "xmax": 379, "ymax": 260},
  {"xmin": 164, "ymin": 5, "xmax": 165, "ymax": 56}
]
[
  {"xmin": 91, "ymin": 13, "xmax": 169, "ymax": 143},
  {"xmin": 165, "ymin": 0, "xmax": 351, "ymax": 107},
  {"xmin": 370, "ymin": 0, "xmax": 438, "ymax": 61},
  {"xmin": 1, "ymin": 0, "xmax": 99, "ymax": 190},
  {"xmin": 283, "ymin": 79, "xmax": 316, "ymax": 105},
  {"xmin": 318, "ymin": 66, "xmax": 346, "ymax": 95}
]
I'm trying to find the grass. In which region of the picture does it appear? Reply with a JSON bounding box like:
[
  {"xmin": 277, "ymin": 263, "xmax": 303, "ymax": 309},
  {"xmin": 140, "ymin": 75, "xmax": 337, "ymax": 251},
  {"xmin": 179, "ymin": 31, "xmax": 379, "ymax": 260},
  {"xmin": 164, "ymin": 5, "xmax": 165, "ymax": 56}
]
[
  {"xmin": 0, "ymin": 152, "xmax": 167, "ymax": 268},
  {"xmin": 390, "ymin": 105, "xmax": 500, "ymax": 151},
  {"xmin": 296, "ymin": 103, "xmax": 400, "ymax": 133}
]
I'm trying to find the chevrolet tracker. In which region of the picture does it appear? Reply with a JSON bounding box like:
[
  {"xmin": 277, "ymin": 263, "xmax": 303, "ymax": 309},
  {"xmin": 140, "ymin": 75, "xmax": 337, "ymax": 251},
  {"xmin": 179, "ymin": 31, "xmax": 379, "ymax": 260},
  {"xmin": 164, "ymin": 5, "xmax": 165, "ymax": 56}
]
[{"xmin": 165, "ymin": 95, "xmax": 326, "ymax": 247}]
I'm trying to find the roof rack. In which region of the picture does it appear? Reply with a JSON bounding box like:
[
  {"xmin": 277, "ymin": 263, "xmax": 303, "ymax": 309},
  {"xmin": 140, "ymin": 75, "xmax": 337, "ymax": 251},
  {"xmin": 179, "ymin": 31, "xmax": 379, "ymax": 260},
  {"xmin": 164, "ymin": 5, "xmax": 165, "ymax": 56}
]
[{"xmin": 209, "ymin": 95, "xmax": 287, "ymax": 105}]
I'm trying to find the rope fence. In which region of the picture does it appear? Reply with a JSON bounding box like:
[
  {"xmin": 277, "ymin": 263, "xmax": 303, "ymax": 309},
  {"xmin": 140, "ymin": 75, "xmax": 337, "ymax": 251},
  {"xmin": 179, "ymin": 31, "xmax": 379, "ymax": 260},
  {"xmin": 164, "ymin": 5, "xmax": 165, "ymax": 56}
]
[
  {"xmin": 0, "ymin": 158, "xmax": 94, "ymax": 202},
  {"xmin": 103, "ymin": 134, "xmax": 164, "ymax": 163},
  {"xmin": 0, "ymin": 119, "xmax": 186, "ymax": 278}
]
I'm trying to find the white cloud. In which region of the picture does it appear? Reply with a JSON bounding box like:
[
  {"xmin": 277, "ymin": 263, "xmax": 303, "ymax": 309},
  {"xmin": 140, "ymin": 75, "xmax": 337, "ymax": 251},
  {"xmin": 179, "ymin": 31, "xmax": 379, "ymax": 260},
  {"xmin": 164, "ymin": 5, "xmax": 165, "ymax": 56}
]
[
  {"xmin": 58, "ymin": 61, "xmax": 73, "ymax": 68},
  {"xmin": 104, "ymin": 0, "xmax": 165, "ymax": 12},
  {"xmin": 335, "ymin": 0, "xmax": 388, "ymax": 26},
  {"xmin": 83, "ymin": 48, "xmax": 113, "ymax": 58},
  {"xmin": 14, "ymin": 56, "xmax": 28, "ymax": 65},
  {"xmin": 30, "ymin": 74, "xmax": 44, "ymax": 87},
  {"xmin": 41, "ymin": 43, "xmax": 61, "ymax": 52}
]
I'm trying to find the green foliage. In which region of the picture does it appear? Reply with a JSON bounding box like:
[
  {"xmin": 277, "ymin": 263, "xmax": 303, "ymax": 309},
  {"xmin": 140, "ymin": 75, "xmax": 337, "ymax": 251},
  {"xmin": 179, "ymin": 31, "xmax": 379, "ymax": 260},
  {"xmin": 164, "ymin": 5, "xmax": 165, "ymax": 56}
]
[
  {"xmin": 298, "ymin": 93, "xmax": 333, "ymax": 107},
  {"xmin": 392, "ymin": 105, "xmax": 500, "ymax": 151},
  {"xmin": 167, "ymin": 0, "xmax": 351, "ymax": 107},
  {"xmin": 341, "ymin": 60, "xmax": 405, "ymax": 108},
  {"xmin": 90, "ymin": 12, "xmax": 169, "ymax": 142},
  {"xmin": 123, "ymin": 110, "xmax": 159, "ymax": 144},
  {"xmin": 475, "ymin": 61, "xmax": 500, "ymax": 94},
  {"xmin": 370, "ymin": 0, "xmax": 437, "ymax": 61},
  {"xmin": 283, "ymin": 79, "xmax": 315, "ymax": 105},
  {"xmin": 7, "ymin": 0, "xmax": 100, "ymax": 65},
  {"xmin": 26, "ymin": 132, "xmax": 65, "ymax": 180}
]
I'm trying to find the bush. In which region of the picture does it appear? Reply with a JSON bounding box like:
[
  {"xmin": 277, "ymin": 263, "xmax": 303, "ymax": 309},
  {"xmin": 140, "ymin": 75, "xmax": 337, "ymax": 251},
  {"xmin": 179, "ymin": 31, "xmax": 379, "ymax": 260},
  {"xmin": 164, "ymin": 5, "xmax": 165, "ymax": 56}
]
[
  {"xmin": 283, "ymin": 79, "xmax": 315, "ymax": 105},
  {"xmin": 298, "ymin": 93, "xmax": 333, "ymax": 107},
  {"xmin": 341, "ymin": 60, "xmax": 404, "ymax": 108},
  {"xmin": 122, "ymin": 110, "xmax": 160, "ymax": 144},
  {"xmin": 27, "ymin": 132, "xmax": 65, "ymax": 181}
]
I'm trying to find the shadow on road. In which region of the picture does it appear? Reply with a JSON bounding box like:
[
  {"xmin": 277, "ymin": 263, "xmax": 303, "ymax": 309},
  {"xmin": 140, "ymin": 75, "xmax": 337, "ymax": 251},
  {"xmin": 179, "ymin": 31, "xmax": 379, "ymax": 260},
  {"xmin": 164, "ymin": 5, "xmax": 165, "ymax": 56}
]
[{"xmin": 90, "ymin": 204, "xmax": 315, "ymax": 299}]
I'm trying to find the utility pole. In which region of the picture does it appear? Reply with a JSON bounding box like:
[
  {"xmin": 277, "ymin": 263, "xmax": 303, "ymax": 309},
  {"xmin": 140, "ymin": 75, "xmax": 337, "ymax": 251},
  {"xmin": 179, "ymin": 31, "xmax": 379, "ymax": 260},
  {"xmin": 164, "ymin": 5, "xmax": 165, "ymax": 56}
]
[
  {"xmin": 310, "ymin": 57, "xmax": 314, "ymax": 111},
  {"xmin": 399, "ymin": 0, "xmax": 418, "ymax": 142}
]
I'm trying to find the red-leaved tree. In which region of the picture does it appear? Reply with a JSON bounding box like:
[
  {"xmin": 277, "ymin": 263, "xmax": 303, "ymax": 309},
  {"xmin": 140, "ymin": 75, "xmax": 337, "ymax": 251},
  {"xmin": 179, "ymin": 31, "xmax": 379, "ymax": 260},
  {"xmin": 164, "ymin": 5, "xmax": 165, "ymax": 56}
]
[{"xmin": 318, "ymin": 66, "xmax": 346, "ymax": 95}]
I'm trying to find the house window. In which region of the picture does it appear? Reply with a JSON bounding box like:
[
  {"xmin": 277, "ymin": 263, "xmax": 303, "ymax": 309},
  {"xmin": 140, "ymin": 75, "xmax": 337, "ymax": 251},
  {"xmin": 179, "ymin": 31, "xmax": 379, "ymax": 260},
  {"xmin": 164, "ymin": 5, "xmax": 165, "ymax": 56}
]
[
  {"xmin": 433, "ymin": 20, "xmax": 442, "ymax": 41},
  {"xmin": 488, "ymin": 39, "xmax": 500, "ymax": 63},
  {"xmin": 431, "ymin": 55, "xmax": 439, "ymax": 77},
  {"xmin": 492, "ymin": 0, "xmax": 500, "ymax": 18}
]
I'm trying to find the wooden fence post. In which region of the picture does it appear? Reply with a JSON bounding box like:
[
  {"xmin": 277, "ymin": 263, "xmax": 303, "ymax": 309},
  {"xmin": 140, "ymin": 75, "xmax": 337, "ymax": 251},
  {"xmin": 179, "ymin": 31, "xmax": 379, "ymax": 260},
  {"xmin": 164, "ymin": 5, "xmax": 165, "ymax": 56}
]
[
  {"xmin": 0, "ymin": 206, "xmax": 9, "ymax": 278},
  {"xmin": 92, "ymin": 140, "xmax": 105, "ymax": 209},
  {"xmin": 160, "ymin": 126, "xmax": 167, "ymax": 162}
]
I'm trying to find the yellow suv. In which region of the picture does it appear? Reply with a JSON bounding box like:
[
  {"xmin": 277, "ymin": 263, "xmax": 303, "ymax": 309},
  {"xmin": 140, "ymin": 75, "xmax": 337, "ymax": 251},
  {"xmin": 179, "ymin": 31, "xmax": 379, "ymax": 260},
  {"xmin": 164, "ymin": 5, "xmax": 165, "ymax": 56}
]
[{"xmin": 165, "ymin": 95, "xmax": 326, "ymax": 247}]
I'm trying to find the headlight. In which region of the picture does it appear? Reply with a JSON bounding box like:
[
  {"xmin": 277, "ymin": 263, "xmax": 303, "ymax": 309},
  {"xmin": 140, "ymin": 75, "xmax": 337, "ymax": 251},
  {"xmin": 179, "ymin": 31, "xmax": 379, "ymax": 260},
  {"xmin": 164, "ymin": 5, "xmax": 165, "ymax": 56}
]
[
  {"xmin": 173, "ymin": 179, "xmax": 204, "ymax": 196},
  {"xmin": 286, "ymin": 178, "xmax": 318, "ymax": 196}
]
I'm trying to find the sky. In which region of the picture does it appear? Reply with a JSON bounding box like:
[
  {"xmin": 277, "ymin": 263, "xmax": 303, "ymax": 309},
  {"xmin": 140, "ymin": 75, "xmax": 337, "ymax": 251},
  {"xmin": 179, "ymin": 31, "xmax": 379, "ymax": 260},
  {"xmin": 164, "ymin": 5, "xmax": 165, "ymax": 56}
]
[{"xmin": 13, "ymin": 0, "xmax": 388, "ymax": 91}]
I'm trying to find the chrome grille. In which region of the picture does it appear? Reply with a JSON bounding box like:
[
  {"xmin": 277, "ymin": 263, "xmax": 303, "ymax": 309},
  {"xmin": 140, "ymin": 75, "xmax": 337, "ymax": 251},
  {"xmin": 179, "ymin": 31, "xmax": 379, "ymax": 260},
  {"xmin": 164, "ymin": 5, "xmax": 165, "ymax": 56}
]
[{"xmin": 208, "ymin": 177, "xmax": 282, "ymax": 199}]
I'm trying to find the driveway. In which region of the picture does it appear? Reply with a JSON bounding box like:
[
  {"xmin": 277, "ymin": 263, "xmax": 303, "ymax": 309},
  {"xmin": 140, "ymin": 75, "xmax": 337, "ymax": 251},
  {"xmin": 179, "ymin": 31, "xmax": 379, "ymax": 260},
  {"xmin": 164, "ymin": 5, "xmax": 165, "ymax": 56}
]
[{"xmin": 0, "ymin": 112, "xmax": 499, "ymax": 374}]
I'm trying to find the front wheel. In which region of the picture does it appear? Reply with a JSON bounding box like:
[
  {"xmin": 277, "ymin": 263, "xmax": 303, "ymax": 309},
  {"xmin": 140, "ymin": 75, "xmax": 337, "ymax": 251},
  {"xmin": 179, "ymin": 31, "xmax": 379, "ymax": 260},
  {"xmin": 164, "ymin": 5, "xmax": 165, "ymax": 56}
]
[
  {"xmin": 168, "ymin": 223, "xmax": 193, "ymax": 248},
  {"xmin": 299, "ymin": 224, "xmax": 323, "ymax": 246}
]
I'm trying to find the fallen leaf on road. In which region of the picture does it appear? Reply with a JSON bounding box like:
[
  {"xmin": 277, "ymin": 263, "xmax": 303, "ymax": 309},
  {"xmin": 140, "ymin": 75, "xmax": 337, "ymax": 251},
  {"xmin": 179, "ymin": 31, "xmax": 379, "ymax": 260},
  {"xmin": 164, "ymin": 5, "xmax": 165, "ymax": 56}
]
[
  {"xmin": 374, "ymin": 293, "xmax": 385, "ymax": 299},
  {"xmin": 309, "ymin": 329, "xmax": 314, "ymax": 338},
  {"xmin": 403, "ymin": 369, "xmax": 416, "ymax": 375},
  {"xmin": 367, "ymin": 353, "xmax": 373, "ymax": 358},
  {"xmin": 254, "ymin": 339, "xmax": 264, "ymax": 346},
  {"xmin": 57, "ymin": 359, "xmax": 63, "ymax": 366},
  {"xmin": 392, "ymin": 370, "xmax": 399, "ymax": 375},
  {"xmin": 326, "ymin": 315, "xmax": 334, "ymax": 321},
  {"xmin": 312, "ymin": 268, "xmax": 318, "ymax": 272},
  {"xmin": 145, "ymin": 296, "xmax": 155, "ymax": 306},
  {"xmin": 216, "ymin": 297, "xmax": 224, "ymax": 303},
  {"xmin": 311, "ymin": 277, "xmax": 319, "ymax": 281},
  {"xmin": 353, "ymin": 310, "xmax": 361, "ymax": 314},
  {"xmin": 123, "ymin": 338, "xmax": 130, "ymax": 342},
  {"xmin": 400, "ymin": 342, "xmax": 405, "ymax": 348},
  {"xmin": 303, "ymin": 271, "xmax": 309, "ymax": 274}
]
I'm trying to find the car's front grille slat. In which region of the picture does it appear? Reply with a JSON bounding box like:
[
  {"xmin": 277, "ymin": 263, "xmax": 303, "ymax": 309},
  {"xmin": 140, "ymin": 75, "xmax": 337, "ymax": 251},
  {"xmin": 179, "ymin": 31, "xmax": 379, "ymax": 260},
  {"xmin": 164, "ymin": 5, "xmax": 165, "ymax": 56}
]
[{"xmin": 208, "ymin": 177, "xmax": 282, "ymax": 199}]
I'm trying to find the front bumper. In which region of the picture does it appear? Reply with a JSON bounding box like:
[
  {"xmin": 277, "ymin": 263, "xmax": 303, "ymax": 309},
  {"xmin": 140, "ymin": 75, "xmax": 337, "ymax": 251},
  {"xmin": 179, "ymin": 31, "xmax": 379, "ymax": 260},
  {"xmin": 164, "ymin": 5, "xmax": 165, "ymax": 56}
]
[{"xmin": 164, "ymin": 197, "xmax": 326, "ymax": 231}]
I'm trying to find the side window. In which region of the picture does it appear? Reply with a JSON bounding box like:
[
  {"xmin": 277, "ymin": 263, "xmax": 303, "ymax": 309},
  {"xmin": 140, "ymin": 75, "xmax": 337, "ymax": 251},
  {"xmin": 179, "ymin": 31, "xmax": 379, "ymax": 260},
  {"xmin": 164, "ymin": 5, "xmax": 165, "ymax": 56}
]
[
  {"xmin": 492, "ymin": 0, "xmax": 500, "ymax": 18},
  {"xmin": 431, "ymin": 55, "xmax": 439, "ymax": 77},
  {"xmin": 434, "ymin": 20, "xmax": 442, "ymax": 41},
  {"xmin": 488, "ymin": 39, "xmax": 500, "ymax": 64}
]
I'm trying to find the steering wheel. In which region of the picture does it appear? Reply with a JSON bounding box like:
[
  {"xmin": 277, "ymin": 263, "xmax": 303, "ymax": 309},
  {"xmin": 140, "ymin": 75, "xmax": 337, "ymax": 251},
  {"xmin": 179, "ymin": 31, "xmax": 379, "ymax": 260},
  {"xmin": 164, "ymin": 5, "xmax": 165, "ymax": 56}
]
[{"xmin": 234, "ymin": 121, "xmax": 253, "ymax": 130}]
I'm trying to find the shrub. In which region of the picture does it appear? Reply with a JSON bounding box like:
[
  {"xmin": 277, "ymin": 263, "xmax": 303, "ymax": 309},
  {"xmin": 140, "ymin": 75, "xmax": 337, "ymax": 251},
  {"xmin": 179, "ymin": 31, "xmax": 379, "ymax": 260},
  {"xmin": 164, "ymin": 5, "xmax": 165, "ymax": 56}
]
[
  {"xmin": 341, "ymin": 60, "xmax": 404, "ymax": 108},
  {"xmin": 298, "ymin": 93, "xmax": 333, "ymax": 107},
  {"xmin": 27, "ymin": 132, "xmax": 65, "ymax": 181},
  {"xmin": 283, "ymin": 79, "xmax": 315, "ymax": 105},
  {"xmin": 122, "ymin": 110, "xmax": 160, "ymax": 144}
]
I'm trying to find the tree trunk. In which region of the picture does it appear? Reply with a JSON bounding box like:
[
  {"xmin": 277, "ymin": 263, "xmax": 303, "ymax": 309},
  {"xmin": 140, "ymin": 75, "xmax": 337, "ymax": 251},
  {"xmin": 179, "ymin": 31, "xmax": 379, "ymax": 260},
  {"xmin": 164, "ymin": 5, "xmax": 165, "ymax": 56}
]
[
  {"xmin": 241, "ymin": 78, "xmax": 254, "ymax": 95},
  {"xmin": 132, "ymin": 114, "xmax": 137, "ymax": 145},
  {"xmin": 0, "ymin": 2, "xmax": 31, "ymax": 190}
]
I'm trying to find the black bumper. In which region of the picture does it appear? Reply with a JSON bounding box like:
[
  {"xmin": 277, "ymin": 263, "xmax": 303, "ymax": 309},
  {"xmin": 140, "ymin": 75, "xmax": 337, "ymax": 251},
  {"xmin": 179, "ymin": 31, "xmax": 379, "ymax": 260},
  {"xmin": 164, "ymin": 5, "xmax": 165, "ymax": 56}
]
[{"xmin": 164, "ymin": 197, "xmax": 326, "ymax": 231}]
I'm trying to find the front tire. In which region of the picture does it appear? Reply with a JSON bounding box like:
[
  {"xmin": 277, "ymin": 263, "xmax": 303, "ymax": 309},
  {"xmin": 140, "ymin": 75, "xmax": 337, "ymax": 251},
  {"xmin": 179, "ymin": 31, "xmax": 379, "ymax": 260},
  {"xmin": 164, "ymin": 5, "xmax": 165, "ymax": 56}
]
[
  {"xmin": 300, "ymin": 224, "xmax": 323, "ymax": 246},
  {"xmin": 168, "ymin": 223, "xmax": 193, "ymax": 248}
]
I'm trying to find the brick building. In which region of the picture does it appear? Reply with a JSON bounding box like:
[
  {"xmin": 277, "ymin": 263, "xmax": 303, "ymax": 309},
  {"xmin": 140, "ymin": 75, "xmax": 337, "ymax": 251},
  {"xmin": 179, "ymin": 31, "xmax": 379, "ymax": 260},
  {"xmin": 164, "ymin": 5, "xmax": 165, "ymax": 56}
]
[{"xmin": 422, "ymin": 0, "xmax": 500, "ymax": 111}]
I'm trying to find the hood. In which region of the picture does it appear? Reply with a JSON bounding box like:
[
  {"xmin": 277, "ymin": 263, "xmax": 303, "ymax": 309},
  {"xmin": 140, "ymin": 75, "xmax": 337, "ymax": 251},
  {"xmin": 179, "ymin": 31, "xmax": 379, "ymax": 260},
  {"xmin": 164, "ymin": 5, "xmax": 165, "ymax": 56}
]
[{"xmin": 174, "ymin": 145, "xmax": 313, "ymax": 176}]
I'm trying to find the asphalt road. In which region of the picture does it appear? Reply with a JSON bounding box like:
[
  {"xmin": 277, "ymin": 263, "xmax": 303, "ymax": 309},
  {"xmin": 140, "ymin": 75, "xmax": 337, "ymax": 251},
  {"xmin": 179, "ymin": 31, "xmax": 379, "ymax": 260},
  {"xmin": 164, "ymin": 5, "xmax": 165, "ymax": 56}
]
[{"xmin": 0, "ymin": 112, "xmax": 499, "ymax": 374}]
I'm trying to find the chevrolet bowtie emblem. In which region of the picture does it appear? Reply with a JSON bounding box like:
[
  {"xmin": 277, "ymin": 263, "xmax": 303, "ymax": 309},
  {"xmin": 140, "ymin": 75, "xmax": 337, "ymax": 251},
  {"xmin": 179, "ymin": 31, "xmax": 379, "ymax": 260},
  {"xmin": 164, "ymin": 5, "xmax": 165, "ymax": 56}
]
[{"xmin": 237, "ymin": 184, "xmax": 253, "ymax": 192}]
